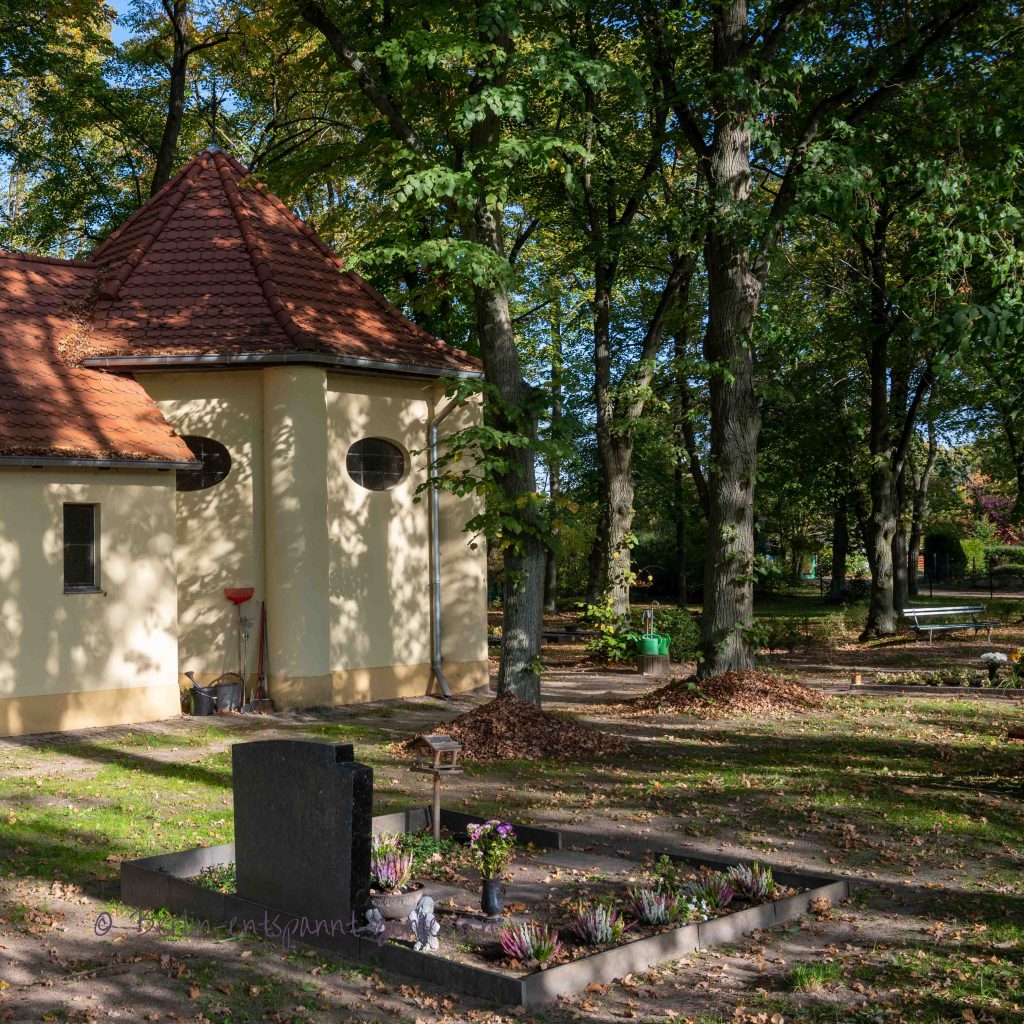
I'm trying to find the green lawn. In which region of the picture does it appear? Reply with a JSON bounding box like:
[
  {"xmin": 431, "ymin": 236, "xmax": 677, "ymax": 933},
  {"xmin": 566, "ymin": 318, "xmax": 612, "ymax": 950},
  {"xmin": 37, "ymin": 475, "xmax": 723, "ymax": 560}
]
[{"xmin": 1, "ymin": 693, "xmax": 1022, "ymax": 1023}]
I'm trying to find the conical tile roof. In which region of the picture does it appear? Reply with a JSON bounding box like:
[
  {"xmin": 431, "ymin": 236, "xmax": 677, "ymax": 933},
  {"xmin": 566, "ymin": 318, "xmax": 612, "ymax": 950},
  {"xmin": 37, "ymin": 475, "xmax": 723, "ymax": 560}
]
[{"xmin": 84, "ymin": 148, "xmax": 480, "ymax": 375}]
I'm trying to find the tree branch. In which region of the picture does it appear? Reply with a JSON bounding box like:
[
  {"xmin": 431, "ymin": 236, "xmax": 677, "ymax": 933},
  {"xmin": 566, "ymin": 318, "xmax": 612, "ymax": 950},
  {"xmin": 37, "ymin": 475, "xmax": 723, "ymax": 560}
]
[{"xmin": 295, "ymin": 0, "xmax": 431, "ymax": 160}]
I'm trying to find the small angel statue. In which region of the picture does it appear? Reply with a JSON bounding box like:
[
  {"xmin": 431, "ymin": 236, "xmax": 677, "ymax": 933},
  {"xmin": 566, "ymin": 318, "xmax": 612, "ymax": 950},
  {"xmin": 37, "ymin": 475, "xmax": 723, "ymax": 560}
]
[{"xmin": 408, "ymin": 894, "xmax": 441, "ymax": 952}]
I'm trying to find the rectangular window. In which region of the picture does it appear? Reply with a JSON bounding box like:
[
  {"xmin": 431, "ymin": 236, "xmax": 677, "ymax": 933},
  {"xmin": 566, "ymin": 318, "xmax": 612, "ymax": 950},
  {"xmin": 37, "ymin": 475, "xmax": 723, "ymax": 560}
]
[{"xmin": 63, "ymin": 503, "xmax": 99, "ymax": 593}]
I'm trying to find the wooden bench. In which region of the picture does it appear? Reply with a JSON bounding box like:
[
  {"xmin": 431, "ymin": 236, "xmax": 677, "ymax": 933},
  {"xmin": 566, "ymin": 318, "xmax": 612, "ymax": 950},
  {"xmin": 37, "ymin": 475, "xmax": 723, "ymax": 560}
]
[{"xmin": 903, "ymin": 605, "xmax": 1001, "ymax": 643}]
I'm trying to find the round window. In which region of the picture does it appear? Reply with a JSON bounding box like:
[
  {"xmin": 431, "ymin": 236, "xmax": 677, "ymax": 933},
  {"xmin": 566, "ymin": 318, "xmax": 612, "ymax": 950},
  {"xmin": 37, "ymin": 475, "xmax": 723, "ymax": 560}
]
[
  {"xmin": 347, "ymin": 437, "xmax": 407, "ymax": 491},
  {"xmin": 176, "ymin": 435, "xmax": 232, "ymax": 492}
]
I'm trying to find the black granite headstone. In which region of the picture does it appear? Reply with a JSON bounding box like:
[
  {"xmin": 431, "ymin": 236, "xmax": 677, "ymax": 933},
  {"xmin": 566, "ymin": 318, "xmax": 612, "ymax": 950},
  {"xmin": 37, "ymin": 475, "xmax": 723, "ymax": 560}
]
[{"xmin": 232, "ymin": 740, "xmax": 372, "ymax": 924}]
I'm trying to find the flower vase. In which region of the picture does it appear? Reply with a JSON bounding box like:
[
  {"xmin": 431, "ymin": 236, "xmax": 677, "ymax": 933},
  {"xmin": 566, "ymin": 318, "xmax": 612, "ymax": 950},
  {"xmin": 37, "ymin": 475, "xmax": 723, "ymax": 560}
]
[{"xmin": 481, "ymin": 876, "xmax": 504, "ymax": 918}]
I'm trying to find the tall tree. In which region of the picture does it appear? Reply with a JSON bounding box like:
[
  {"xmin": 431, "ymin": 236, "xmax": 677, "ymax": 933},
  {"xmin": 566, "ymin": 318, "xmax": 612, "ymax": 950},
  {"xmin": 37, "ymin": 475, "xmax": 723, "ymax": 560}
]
[
  {"xmin": 646, "ymin": 0, "xmax": 987, "ymax": 673},
  {"xmin": 293, "ymin": 0, "xmax": 564, "ymax": 702}
]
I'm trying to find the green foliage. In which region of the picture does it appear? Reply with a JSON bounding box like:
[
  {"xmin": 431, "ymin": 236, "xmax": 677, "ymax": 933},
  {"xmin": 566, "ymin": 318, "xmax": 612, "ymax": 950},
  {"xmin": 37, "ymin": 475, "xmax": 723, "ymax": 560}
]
[
  {"xmin": 984, "ymin": 545, "xmax": 1024, "ymax": 568},
  {"xmin": 628, "ymin": 607, "xmax": 700, "ymax": 662},
  {"xmin": 813, "ymin": 611, "xmax": 850, "ymax": 650},
  {"xmin": 961, "ymin": 537, "xmax": 987, "ymax": 570},
  {"xmin": 876, "ymin": 668, "xmax": 979, "ymax": 687},
  {"xmin": 396, "ymin": 831, "xmax": 464, "ymax": 874},
  {"xmin": 579, "ymin": 599, "xmax": 635, "ymax": 663}
]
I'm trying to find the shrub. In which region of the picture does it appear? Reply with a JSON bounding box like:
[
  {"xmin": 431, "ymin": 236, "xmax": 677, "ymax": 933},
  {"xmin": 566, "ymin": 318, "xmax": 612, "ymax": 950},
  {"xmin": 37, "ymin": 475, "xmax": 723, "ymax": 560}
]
[
  {"xmin": 756, "ymin": 616, "xmax": 804, "ymax": 652},
  {"xmin": 685, "ymin": 869, "xmax": 734, "ymax": 910},
  {"xmin": 580, "ymin": 600, "xmax": 635, "ymax": 663},
  {"xmin": 961, "ymin": 537, "xmax": 986, "ymax": 571},
  {"xmin": 876, "ymin": 668, "xmax": 977, "ymax": 687},
  {"xmin": 500, "ymin": 921, "xmax": 562, "ymax": 966},
  {"xmin": 568, "ymin": 904, "xmax": 628, "ymax": 945},
  {"xmin": 813, "ymin": 610, "xmax": 850, "ymax": 649},
  {"xmin": 629, "ymin": 606, "xmax": 700, "ymax": 662},
  {"xmin": 727, "ymin": 862, "xmax": 777, "ymax": 900},
  {"xmin": 626, "ymin": 887, "xmax": 682, "ymax": 925},
  {"xmin": 984, "ymin": 544, "xmax": 1024, "ymax": 569}
]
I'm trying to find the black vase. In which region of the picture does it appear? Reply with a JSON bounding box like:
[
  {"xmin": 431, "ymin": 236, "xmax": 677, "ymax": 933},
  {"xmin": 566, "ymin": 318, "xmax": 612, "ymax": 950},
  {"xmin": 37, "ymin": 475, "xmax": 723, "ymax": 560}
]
[{"xmin": 481, "ymin": 876, "xmax": 504, "ymax": 917}]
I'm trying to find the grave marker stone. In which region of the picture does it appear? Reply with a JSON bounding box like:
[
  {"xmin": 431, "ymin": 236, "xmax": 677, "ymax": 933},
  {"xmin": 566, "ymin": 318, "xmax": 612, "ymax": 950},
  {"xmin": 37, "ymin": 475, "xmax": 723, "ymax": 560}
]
[{"xmin": 232, "ymin": 740, "xmax": 372, "ymax": 923}]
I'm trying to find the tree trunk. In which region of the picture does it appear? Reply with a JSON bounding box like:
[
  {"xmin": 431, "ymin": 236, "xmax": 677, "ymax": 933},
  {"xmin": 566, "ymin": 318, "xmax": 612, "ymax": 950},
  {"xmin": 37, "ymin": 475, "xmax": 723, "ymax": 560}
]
[
  {"xmin": 152, "ymin": 1, "xmax": 189, "ymax": 195},
  {"xmin": 907, "ymin": 427, "xmax": 937, "ymax": 597},
  {"xmin": 892, "ymin": 467, "xmax": 909, "ymax": 614},
  {"xmin": 592, "ymin": 267, "xmax": 634, "ymax": 617},
  {"xmin": 698, "ymin": 0, "xmax": 761, "ymax": 678},
  {"xmin": 861, "ymin": 207, "xmax": 899, "ymax": 639},
  {"xmin": 544, "ymin": 324, "xmax": 562, "ymax": 615},
  {"xmin": 585, "ymin": 472, "xmax": 608, "ymax": 604},
  {"xmin": 672, "ymin": 286, "xmax": 705, "ymax": 609},
  {"xmin": 828, "ymin": 494, "xmax": 849, "ymax": 603},
  {"xmin": 471, "ymin": 219, "xmax": 544, "ymax": 703},
  {"xmin": 602, "ymin": 435, "xmax": 635, "ymax": 616},
  {"xmin": 862, "ymin": 464, "xmax": 899, "ymax": 637},
  {"xmin": 465, "ymin": 8, "xmax": 543, "ymax": 703}
]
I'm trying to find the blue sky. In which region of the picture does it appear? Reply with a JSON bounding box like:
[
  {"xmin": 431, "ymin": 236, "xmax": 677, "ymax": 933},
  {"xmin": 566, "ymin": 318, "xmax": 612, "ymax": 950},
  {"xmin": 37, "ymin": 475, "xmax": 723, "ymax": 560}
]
[{"xmin": 108, "ymin": 0, "xmax": 132, "ymax": 46}]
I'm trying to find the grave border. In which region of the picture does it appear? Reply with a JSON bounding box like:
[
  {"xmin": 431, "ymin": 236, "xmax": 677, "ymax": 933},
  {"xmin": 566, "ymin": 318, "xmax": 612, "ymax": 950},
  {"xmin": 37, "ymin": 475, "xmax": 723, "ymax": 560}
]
[{"xmin": 120, "ymin": 807, "xmax": 850, "ymax": 1007}]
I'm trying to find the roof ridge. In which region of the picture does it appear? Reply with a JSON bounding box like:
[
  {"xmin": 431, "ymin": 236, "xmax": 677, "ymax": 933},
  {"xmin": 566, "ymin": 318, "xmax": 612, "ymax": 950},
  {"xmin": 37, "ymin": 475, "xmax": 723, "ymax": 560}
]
[
  {"xmin": 212, "ymin": 150, "xmax": 306, "ymax": 345},
  {"xmin": 241, "ymin": 171, "xmax": 348, "ymax": 271},
  {"xmin": 0, "ymin": 248, "xmax": 95, "ymax": 269},
  {"xmin": 231, "ymin": 164, "xmax": 461, "ymax": 355},
  {"xmin": 91, "ymin": 153, "xmax": 209, "ymax": 263},
  {"xmin": 97, "ymin": 159, "xmax": 205, "ymax": 302}
]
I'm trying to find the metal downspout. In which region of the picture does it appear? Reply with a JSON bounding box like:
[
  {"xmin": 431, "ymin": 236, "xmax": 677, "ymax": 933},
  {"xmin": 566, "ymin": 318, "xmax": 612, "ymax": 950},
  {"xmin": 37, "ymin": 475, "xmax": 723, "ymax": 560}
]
[{"xmin": 429, "ymin": 396, "xmax": 460, "ymax": 699}]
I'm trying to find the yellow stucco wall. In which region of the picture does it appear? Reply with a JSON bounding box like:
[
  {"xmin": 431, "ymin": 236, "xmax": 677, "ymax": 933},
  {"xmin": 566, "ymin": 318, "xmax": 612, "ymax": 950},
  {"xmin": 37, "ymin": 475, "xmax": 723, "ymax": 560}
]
[
  {"xmin": 321, "ymin": 375, "xmax": 488, "ymax": 705},
  {"xmin": 0, "ymin": 469, "xmax": 180, "ymax": 736},
  {"xmin": 143, "ymin": 371, "xmax": 266, "ymax": 686},
  {"xmin": 142, "ymin": 366, "xmax": 488, "ymax": 710}
]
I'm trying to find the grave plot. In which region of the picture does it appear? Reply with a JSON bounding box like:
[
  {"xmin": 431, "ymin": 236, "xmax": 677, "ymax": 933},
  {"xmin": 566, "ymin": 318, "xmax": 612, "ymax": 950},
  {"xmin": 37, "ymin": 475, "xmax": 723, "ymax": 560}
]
[{"xmin": 120, "ymin": 740, "xmax": 849, "ymax": 1007}]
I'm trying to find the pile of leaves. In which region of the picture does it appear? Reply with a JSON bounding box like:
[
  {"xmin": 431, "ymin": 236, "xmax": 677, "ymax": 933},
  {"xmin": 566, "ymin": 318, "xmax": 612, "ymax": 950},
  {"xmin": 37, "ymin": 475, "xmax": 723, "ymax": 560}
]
[
  {"xmin": 409, "ymin": 693, "xmax": 628, "ymax": 762},
  {"xmin": 624, "ymin": 670, "xmax": 829, "ymax": 718}
]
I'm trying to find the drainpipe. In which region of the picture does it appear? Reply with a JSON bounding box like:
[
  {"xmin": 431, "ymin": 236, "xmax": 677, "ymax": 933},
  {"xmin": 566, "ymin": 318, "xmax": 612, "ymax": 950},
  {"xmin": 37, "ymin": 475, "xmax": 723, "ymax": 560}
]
[{"xmin": 429, "ymin": 396, "xmax": 460, "ymax": 699}]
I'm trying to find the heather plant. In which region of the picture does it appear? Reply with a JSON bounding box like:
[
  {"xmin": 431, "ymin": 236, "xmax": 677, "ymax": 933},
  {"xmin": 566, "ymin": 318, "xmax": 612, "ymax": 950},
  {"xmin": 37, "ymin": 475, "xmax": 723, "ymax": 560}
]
[
  {"xmin": 499, "ymin": 921, "xmax": 562, "ymax": 967},
  {"xmin": 686, "ymin": 869, "xmax": 734, "ymax": 910},
  {"xmin": 568, "ymin": 903, "xmax": 628, "ymax": 945},
  {"xmin": 626, "ymin": 886, "xmax": 681, "ymax": 926},
  {"xmin": 371, "ymin": 835, "xmax": 414, "ymax": 893},
  {"xmin": 727, "ymin": 862, "xmax": 777, "ymax": 900}
]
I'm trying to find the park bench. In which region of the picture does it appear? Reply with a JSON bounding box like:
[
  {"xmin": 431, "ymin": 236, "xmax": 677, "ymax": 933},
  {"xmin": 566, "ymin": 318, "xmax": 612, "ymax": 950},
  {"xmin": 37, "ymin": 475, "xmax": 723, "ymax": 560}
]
[{"xmin": 902, "ymin": 605, "xmax": 1001, "ymax": 643}]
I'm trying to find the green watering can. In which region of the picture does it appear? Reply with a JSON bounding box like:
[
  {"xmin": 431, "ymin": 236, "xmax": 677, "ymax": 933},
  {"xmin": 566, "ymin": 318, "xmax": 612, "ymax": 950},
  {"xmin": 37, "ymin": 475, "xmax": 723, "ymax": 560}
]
[{"xmin": 630, "ymin": 632, "xmax": 670, "ymax": 657}]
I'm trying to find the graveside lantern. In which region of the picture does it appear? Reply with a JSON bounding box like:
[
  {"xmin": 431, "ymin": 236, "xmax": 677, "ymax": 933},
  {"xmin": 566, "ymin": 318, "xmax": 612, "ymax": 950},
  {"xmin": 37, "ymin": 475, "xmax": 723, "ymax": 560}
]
[{"xmin": 409, "ymin": 734, "xmax": 463, "ymax": 841}]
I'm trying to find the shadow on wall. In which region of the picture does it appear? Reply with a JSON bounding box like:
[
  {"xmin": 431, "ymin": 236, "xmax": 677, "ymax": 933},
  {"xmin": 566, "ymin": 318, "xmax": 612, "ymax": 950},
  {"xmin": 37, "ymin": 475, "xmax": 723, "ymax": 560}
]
[
  {"xmin": 147, "ymin": 371, "xmax": 267, "ymax": 687},
  {"xmin": 326, "ymin": 381, "xmax": 434, "ymax": 693},
  {"xmin": 0, "ymin": 474, "xmax": 177, "ymax": 732}
]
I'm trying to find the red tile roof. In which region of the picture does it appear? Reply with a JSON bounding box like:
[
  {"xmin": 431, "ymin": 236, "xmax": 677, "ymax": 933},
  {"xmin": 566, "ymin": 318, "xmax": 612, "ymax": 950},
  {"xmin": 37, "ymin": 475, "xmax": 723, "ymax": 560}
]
[
  {"xmin": 85, "ymin": 149, "xmax": 481, "ymax": 375},
  {"xmin": 0, "ymin": 148, "xmax": 480, "ymax": 463},
  {"xmin": 0, "ymin": 251, "xmax": 196, "ymax": 464}
]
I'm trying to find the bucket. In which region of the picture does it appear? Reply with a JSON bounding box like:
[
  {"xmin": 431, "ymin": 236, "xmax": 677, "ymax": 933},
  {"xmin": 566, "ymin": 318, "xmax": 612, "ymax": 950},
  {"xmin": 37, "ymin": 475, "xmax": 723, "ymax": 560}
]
[
  {"xmin": 189, "ymin": 685, "xmax": 216, "ymax": 716},
  {"xmin": 214, "ymin": 678, "xmax": 243, "ymax": 712}
]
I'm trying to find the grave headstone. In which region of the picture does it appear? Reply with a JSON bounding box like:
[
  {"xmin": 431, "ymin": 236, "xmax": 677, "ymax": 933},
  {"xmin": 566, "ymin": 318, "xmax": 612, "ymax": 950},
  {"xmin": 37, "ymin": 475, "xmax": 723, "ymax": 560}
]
[{"xmin": 232, "ymin": 740, "xmax": 372, "ymax": 924}]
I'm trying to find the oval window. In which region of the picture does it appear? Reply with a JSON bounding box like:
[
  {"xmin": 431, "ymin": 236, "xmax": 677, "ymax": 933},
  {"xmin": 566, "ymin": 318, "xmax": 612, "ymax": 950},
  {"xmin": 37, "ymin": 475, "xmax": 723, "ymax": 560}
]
[
  {"xmin": 347, "ymin": 437, "xmax": 407, "ymax": 491},
  {"xmin": 176, "ymin": 435, "xmax": 232, "ymax": 492}
]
